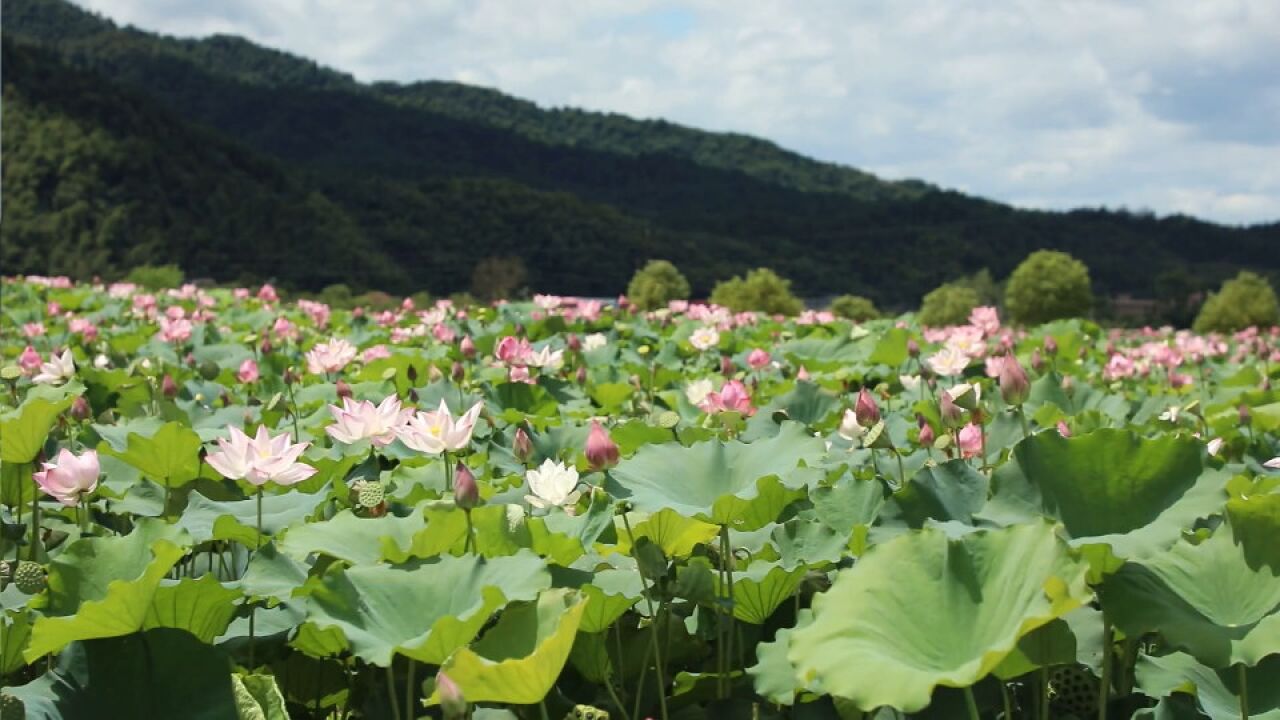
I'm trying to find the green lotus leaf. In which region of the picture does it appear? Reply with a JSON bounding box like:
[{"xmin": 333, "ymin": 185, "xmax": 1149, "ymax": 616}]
[
  {"xmin": 607, "ymin": 422, "xmax": 825, "ymax": 528},
  {"xmin": 1136, "ymin": 652, "xmax": 1280, "ymax": 719},
  {"xmin": 1225, "ymin": 493, "xmax": 1280, "ymax": 572},
  {"xmin": 609, "ymin": 508, "xmax": 721, "ymax": 559},
  {"xmin": 609, "ymin": 419, "xmax": 677, "ymax": 456},
  {"xmin": 7, "ymin": 628, "xmax": 237, "ymax": 720},
  {"xmin": 145, "ymin": 574, "xmax": 242, "ymax": 643},
  {"xmin": 748, "ymin": 608, "xmax": 814, "ymax": 705},
  {"xmin": 769, "ymin": 517, "xmax": 849, "ymax": 569},
  {"xmin": 240, "ymin": 543, "xmax": 311, "ymax": 602},
  {"xmin": 887, "ymin": 459, "xmax": 989, "ymax": 528},
  {"xmin": 568, "ymin": 630, "xmax": 612, "ymax": 683},
  {"xmin": 716, "ymin": 562, "xmax": 806, "ymax": 624},
  {"xmin": 1, "ymin": 609, "xmax": 33, "ymax": 674},
  {"xmin": 301, "ymin": 551, "xmax": 549, "ymax": 666},
  {"xmin": 809, "ymin": 474, "xmax": 885, "ymax": 535},
  {"xmin": 1100, "ymin": 523, "xmax": 1280, "ymax": 668},
  {"xmin": 0, "ymin": 382, "xmax": 81, "ymax": 463},
  {"xmin": 232, "ymin": 673, "xmax": 290, "ymax": 720},
  {"xmin": 279, "ymin": 508, "xmax": 428, "ymax": 565},
  {"xmin": 978, "ymin": 429, "xmax": 1225, "ymax": 560},
  {"xmin": 759, "ymin": 381, "xmax": 841, "ymax": 427},
  {"xmin": 426, "ymin": 589, "xmax": 587, "ymax": 706},
  {"xmin": 177, "ymin": 484, "xmax": 330, "ymax": 547},
  {"xmin": 787, "ymin": 523, "xmax": 1091, "ymax": 712},
  {"xmin": 42, "ymin": 518, "xmax": 192, "ymax": 616},
  {"xmin": 100, "ymin": 420, "xmax": 204, "ymax": 488}
]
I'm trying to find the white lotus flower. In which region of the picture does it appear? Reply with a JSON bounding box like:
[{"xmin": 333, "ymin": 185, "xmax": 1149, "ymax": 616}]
[
  {"xmin": 1206, "ymin": 437, "xmax": 1224, "ymax": 457},
  {"xmin": 527, "ymin": 346, "xmax": 565, "ymax": 371},
  {"xmin": 525, "ymin": 459, "xmax": 581, "ymax": 510},
  {"xmin": 305, "ymin": 338, "xmax": 358, "ymax": 375},
  {"xmin": 927, "ymin": 347, "xmax": 969, "ymax": 377},
  {"xmin": 689, "ymin": 326, "xmax": 720, "ymax": 351},
  {"xmin": 838, "ymin": 408, "xmax": 864, "ymax": 441},
  {"xmin": 1264, "ymin": 457, "xmax": 1280, "ymax": 470},
  {"xmin": 899, "ymin": 374, "xmax": 922, "ymax": 391},
  {"xmin": 583, "ymin": 333, "xmax": 607, "ymax": 351},
  {"xmin": 325, "ymin": 395, "xmax": 412, "ymax": 446},
  {"xmin": 685, "ymin": 378, "xmax": 715, "ymax": 406},
  {"xmin": 33, "ymin": 350, "xmax": 75, "ymax": 385},
  {"xmin": 396, "ymin": 400, "xmax": 484, "ymax": 454}
]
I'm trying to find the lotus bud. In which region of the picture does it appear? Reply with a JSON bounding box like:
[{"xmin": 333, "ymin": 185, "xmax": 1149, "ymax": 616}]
[
  {"xmin": 437, "ymin": 671, "xmax": 467, "ymax": 720},
  {"xmin": 260, "ymin": 338, "xmax": 273, "ymax": 355},
  {"xmin": 336, "ymin": 379, "xmax": 352, "ymax": 401},
  {"xmin": 451, "ymin": 361, "xmax": 465, "ymax": 382},
  {"xmin": 585, "ymin": 420, "xmax": 620, "ymax": 471},
  {"xmin": 917, "ymin": 415, "xmax": 935, "ymax": 447},
  {"xmin": 428, "ymin": 364, "xmax": 444, "ymax": 382},
  {"xmin": 454, "ymin": 462, "xmax": 479, "ymax": 510},
  {"xmin": 854, "ymin": 387, "xmax": 880, "ymax": 427},
  {"xmin": 184, "ymin": 353, "xmax": 196, "ymax": 367},
  {"xmin": 1030, "ymin": 349, "xmax": 1044, "ymax": 373},
  {"xmin": 459, "ymin": 335, "xmax": 476, "ymax": 359},
  {"xmin": 161, "ymin": 373, "xmax": 178, "ymax": 399},
  {"xmin": 907, "ymin": 339, "xmax": 920, "ymax": 358},
  {"xmin": 567, "ymin": 334, "xmax": 582, "ymax": 353},
  {"xmin": 1057, "ymin": 421, "xmax": 1071, "ymax": 438},
  {"xmin": 720, "ymin": 355, "xmax": 734, "ymax": 375},
  {"xmin": 1043, "ymin": 336, "xmax": 1058, "ymax": 356},
  {"xmin": 1239, "ymin": 404, "xmax": 1251, "ymax": 426},
  {"xmin": 408, "ymin": 388, "xmax": 419, "ymax": 403},
  {"xmin": 70, "ymin": 396, "xmax": 91, "ymax": 422},
  {"xmin": 796, "ymin": 365, "xmax": 810, "ymax": 381},
  {"xmin": 940, "ymin": 392, "xmax": 965, "ymax": 428},
  {"xmin": 283, "ymin": 366, "xmax": 299, "ymax": 385},
  {"xmin": 406, "ymin": 364, "xmax": 418, "ymax": 382},
  {"xmin": 998, "ymin": 357, "xmax": 1030, "ymax": 406},
  {"xmin": 575, "ymin": 366, "xmax": 587, "ymax": 385},
  {"xmin": 513, "ymin": 427, "xmax": 533, "ymax": 463}
]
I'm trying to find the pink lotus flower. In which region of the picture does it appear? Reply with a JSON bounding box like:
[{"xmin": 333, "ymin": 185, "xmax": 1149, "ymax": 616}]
[
  {"xmin": 272, "ymin": 316, "xmax": 298, "ymax": 340},
  {"xmin": 158, "ymin": 316, "xmax": 193, "ymax": 343},
  {"xmin": 957, "ymin": 423, "xmax": 983, "ymax": 459},
  {"xmin": 23, "ymin": 322, "xmax": 45, "ymax": 338},
  {"xmin": 34, "ymin": 448, "xmax": 100, "ymax": 507},
  {"xmin": 207, "ymin": 425, "xmax": 317, "ymax": 487},
  {"xmin": 68, "ymin": 317, "xmax": 98, "ymax": 340},
  {"xmin": 969, "ymin": 306, "xmax": 1000, "ymax": 336},
  {"xmin": 700, "ymin": 379, "xmax": 755, "ymax": 416},
  {"xmin": 306, "ymin": 338, "xmax": 358, "ymax": 375},
  {"xmin": 257, "ymin": 283, "xmax": 279, "ymax": 303},
  {"xmin": 1057, "ymin": 421, "xmax": 1071, "ymax": 438},
  {"xmin": 509, "ymin": 366, "xmax": 534, "ymax": 384},
  {"xmin": 396, "ymin": 400, "xmax": 484, "ymax": 454},
  {"xmin": 585, "ymin": 420, "xmax": 620, "ymax": 470},
  {"xmin": 361, "ymin": 344, "xmax": 391, "ymax": 362},
  {"xmin": 746, "ymin": 348, "xmax": 771, "ymax": 370},
  {"xmin": 326, "ymin": 396, "xmax": 412, "ymax": 446},
  {"xmin": 18, "ymin": 345, "xmax": 42, "ymax": 375},
  {"xmin": 495, "ymin": 336, "xmax": 533, "ymax": 365},
  {"xmin": 238, "ymin": 358, "xmax": 260, "ymax": 384}
]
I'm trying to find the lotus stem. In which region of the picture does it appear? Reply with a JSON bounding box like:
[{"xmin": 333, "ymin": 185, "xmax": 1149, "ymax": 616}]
[
  {"xmin": 405, "ymin": 658, "xmax": 415, "ymax": 720},
  {"xmin": 999, "ymin": 681, "xmax": 1011, "ymax": 720},
  {"xmin": 720, "ymin": 526, "xmax": 737, "ymax": 697},
  {"xmin": 444, "ymin": 451, "xmax": 453, "ymax": 492},
  {"xmin": 1099, "ymin": 618, "xmax": 1112, "ymax": 720},
  {"xmin": 620, "ymin": 511, "xmax": 669, "ymax": 720},
  {"xmin": 963, "ymin": 685, "xmax": 980, "ymax": 720},
  {"xmin": 1017, "ymin": 405, "xmax": 1030, "ymax": 439},
  {"xmin": 463, "ymin": 510, "xmax": 475, "ymax": 554},
  {"xmin": 1238, "ymin": 663, "xmax": 1249, "ymax": 719},
  {"xmin": 286, "ymin": 381, "xmax": 301, "ymax": 443},
  {"xmin": 248, "ymin": 487, "xmax": 263, "ymax": 669},
  {"xmin": 894, "ymin": 450, "xmax": 907, "ymax": 490},
  {"xmin": 30, "ymin": 472, "xmax": 41, "ymax": 561},
  {"xmin": 386, "ymin": 663, "xmax": 402, "ymax": 720},
  {"xmin": 604, "ymin": 675, "xmax": 633, "ymax": 720},
  {"xmin": 1039, "ymin": 667, "xmax": 1050, "ymax": 720}
]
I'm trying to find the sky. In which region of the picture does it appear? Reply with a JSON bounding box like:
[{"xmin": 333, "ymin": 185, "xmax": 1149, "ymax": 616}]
[{"xmin": 75, "ymin": 0, "xmax": 1280, "ymax": 225}]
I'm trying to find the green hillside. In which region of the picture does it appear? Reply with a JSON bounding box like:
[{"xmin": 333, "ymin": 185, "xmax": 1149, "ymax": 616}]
[{"xmin": 3, "ymin": 0, "xmax": 1277, "ymax": 306}]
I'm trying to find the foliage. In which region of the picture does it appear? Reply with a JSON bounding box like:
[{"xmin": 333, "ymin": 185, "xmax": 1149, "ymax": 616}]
[
  {"xmin": 626, "ymin": 260, "xmax": 690, "ymax": 310},
  {"xmin": 828, "ymin": 294, "xmax": 880, "ymax": 321},
  {"xmin": 1193, "ymin": 271, "xmax": 1279, "ymax": 333},
  {"xmin": 1005, "ymin": 250, "xmax": 1094, "ymax": 325},
  {"xmin": 918, "ymin": 282, "xmax": 979, "ymax": 326},
  {"xmin": 709, "ymin": 267, "xmax": 804, "ymax": 315},
  {"xmin": 470, "ymin": 256, "xmax": 528, "ymax": 302},
  {"xmin": 124, "ymin": 263, "xmax": 184, "ymax": 290}
]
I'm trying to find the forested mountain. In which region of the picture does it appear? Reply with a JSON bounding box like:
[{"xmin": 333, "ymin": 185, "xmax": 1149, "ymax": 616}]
[{"xmin": 3, "ymin": 0, "xmax": 1277, "ymax": 305}]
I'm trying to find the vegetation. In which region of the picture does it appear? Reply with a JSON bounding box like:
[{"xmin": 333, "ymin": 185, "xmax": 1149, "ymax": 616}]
[
  {"xmin": 125, "ymin": 263, "xmax": 184, "ymax": 290},
  {"xmin": 470, "ymin": 256, "xmax": 528, "ymax": 303},
  {"xmin": 709, "ymin": 267, "xmax": 804, "ymax": 315},
  {"xmin": 2, "ymin": 0, "xmax": 1278, "ymax": 311},
  {"xmin": 1193, "ymin": 271, "xmax": 1279, "ymax": 333},
  {"xmin": 918, "ymin": 283, "xmax": 980, "ymax": 326},
  {"xmin": 829, "ymin": 294, "xmax": 880, "ymax": 321},
  {"xmin": 626, "ymin": 260, "xmax": 691, "ymax": 310},
  {"xmin": 1004, "ymin": 250, "xmax": 1094, "ymax": 325}
]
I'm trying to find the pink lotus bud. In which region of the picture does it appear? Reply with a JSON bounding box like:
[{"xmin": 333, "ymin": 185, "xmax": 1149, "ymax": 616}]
[
  {"xmin": 336, "ymin": 379, "xmax": 352, "ymax": 400},
  {"xmin": 957, "ymin": 422, "xmax": 983, "ymax": 459},
  {"xmin": 454, "ymin": 462, "xmax": 479, "ymax": 510},
  {"xmin": 567, "ymin": 334, "xmax": 582, "ymax": 352},
  {"xmin": 575, "ymin": 366, "xmax": 587, "ymax": 385},
  {"xmin": 260, "ymin": 338, "xmax": 273, "ymax": 355},
  {"xmin": 998, "ymin": 357, "xmax": 1030, "ymax": 406},
  {"xmin": 459, "ymin": 335, "xmax": 476, "ymax": 359},
  {"xmin": 1043, "ymin": 336, "xmax": 1058, "ymax": 356},
  {"xmin": 796, "ymin": 365, "xmax": 810, "ymax": 381},
  {"xmin": 34, "ymin": 448, "xmax": 100, "ymax": 507},
  {"xmin": 18, "ymin": 345, "xmax": 42, "ymax": 375},
  {"xmin": 1030, "ymin": 349, "xmax": 1044, "ymax": 373},
  {"xmin": 907, "ymin": 339, "xmax": 920, "ymax": 358},
  {"xmin": 513, "ymin": 427, "xmax": 533, "ymax": 463},
  {"xmin": 917, "ymin": 415, "xmax": 935, "ymax": 447},
  {"xmin": 451, "ymin": 361, "xmax": 465, "ymax": 382},
  {"xmin": 940, "ymin": 392, "xmax": 964, "ymax": 428},
  {"xmin": 70, "ymin": 396, "xmax": 92, "ymax": 422},
  {"xmin": 1057, "ymin": 421, "xmax": 1071, "ymax": 438},
  {"xmin": 161, "ymin": 374, "xmax": 178, "ymax": 399},
  {"xmin": 238, "ymin": 358, "xmax": 259, "ymax": 384},
  {"xmin": 720, "ymin": 355, "xmax": 734, "ymax": 375},
  {"xmin": 437, "ymin": 672, "xmax": 466, "ymax": 719},
  {"xmin": 585, "ymin": 420, "xmax": 620, "ymax": 471},
  {"xmin": 283, "ymin": 366, "xmax": 300, "ymax": 385},
  {"xmin": 855, "ymin": 387, "xmax": 880, "ymax": 427},
  {"xmin": 746, "ymin": 348, "xmax": 771, "ymax": 370}
]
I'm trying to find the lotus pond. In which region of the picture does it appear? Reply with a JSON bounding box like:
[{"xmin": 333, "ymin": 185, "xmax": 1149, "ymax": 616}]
[{"xmin": 2, "ymin": 277, "xmax": 1279, "ymax": 720}]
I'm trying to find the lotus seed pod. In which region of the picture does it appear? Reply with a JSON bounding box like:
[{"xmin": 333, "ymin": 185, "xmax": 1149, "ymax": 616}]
[
  {"xmin": 14, "ymin": 560, "xmax": 46, "ymax": 594},
  {"xmin": 355, "ymin": 480, "xmax": 385, "ymax": 509}
]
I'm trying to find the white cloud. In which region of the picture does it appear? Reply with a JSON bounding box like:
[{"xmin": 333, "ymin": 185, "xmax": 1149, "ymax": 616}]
[{"xmin": 73, "ymin": 0, "xmax": 1280, "ymax": 224}]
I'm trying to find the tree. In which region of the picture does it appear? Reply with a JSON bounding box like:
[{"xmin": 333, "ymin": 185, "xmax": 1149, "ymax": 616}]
[
  {"xmin": 709, "ymin": 268, "xmax": 804, "ymax": 315},
  {"xmin": 126, "ymin": 264, "xmax": 185, "ymax": 290},
  {"xmin": 1004, "ymin": 250, "xmax": 1093, "ymax": 325},
  {"xmin": 626, "ymin": 260, "xmax": 690, "ymax": 310},
  {"xmin": 918, "ymin": 283, "xmax": 979, "ymax": 326},
  {"xmin": 470, "ymin": 256, "xmax": 527, "ymax": 302},
  {"xmin": 1193, "ymin": 271, "xmax": 1279, "ymax": 333},
  {"xmin": 829, "ymin": 294, "xmax": 880, "ymax": 321}
]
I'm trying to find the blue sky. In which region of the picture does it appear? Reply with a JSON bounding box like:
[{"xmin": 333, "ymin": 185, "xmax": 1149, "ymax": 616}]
[{"xmin": 77, "ymin": 0, "xmax": 1280, "ymax": 225}]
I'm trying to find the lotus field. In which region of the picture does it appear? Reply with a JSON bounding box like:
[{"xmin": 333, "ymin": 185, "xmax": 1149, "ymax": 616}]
[{"xmin": 4, "ymin": 276, "xmax": 1280, "ymax": 720}]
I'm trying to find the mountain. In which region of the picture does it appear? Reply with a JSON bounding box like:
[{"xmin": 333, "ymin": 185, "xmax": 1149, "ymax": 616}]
[{"xmin": 3, "ymin": 0, "xmax": 1277, "ymax": 308}]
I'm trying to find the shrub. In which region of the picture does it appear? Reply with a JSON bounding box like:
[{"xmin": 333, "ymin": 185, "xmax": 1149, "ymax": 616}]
[
  {"xmin": 829, "ymin": 294, "xmax": 880, "ymax": 321},
  {"xmin": 918, "ymin": 283, "xmax": 979, "ymax": 326},
  {"xmin": 318, "ymin": 283, "xmax": 354, "ymax": 308},
  {"xmin": 471, "ymin": 256, "xmax": 528, "ymax": 302},
  {"xmin": 709, "ymin": 268, "xmax": 804, "ymax": 315},
  {"xmin": 1004, "ymin": 250, "xmax": 1093, "ymax": 325},
  {"xmin": 626, "ymin": 260, "xmax": 691, "ymax": 310},
  {"xmin": 126, "ymin": 264, "xmax": 184, "ymax": 290},
  {"xmin": 1193, "ymin": 271, "xmax": 1279, "ymax": 332}
]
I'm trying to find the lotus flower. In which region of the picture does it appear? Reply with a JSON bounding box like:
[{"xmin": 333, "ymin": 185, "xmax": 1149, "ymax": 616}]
[
  {"xmin": 957, "ymin": 422, "xmax": 984, "ymax": 459},
  {"xmin": 585, "ymin": 420, "xmax": 619, "ymax": 471},
  {"xmin": 34, "ymin": 448, "xmax": 100, "ymax": 507},
  {"xmin": 583, "ymin": 333, "xmax": 607, "ymax": 351},
  {"xmin": 1264, "ymin": 457, "xmax": 1280, "ymax": 470},
  {"xmin": 700, "ymin": 379, "xmax": 754, "ymax": 416},
  {"xmin": 18, "ymin": 346, "xmax": 42, "ymax": 375},
  {"xmin": 689, "ymin": 326, "xmax": 720, "ymax": 351},
  {"xmin": 306, "ymin": 338, "xmax": 357, "ymax": 375},
  {"xmin": 326, "ymin": 396, "xmax": 412, "ymax": 446},
  {"xmin": 513, "ymin": 427, "xmax": 534, "ymax": 462},
  {"xmin": 746, "ymin": 348, "xmax": 771, "ymax": 370},
  {"xmin": 855, "ymin": 387, "xmax": 880, "ymax": 427},
  {"xmin": 927, "ymin": 347, "xmax": 969, "ymax": 377},
  {"xmin": 396, "ymin": 400, "xmax": 484, "ymax": 454},
  {"xmin": 838, "ymin": 408, "xmax": 864, "ymax": 441},
  {"xmin": 527, "ymin": 346, "xmax": 565, "ymax": 371},
  {"xmin": 525, "ymin": 458, "xmax": 581, "ymax": 510},
  {"xmin": 685, "ymin": 378, "xmax": 714, "ymax": 406},
  {"xmin": 33, "ymin": 350, "xmax": 75, "ymax": 385},
  {"xmin": 238, "ymin": 358, "xmax": 259, "ymax": 384},
  {"xmin": 206, "ymin": 425, "xmax": 317, "ymax": 487}
]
